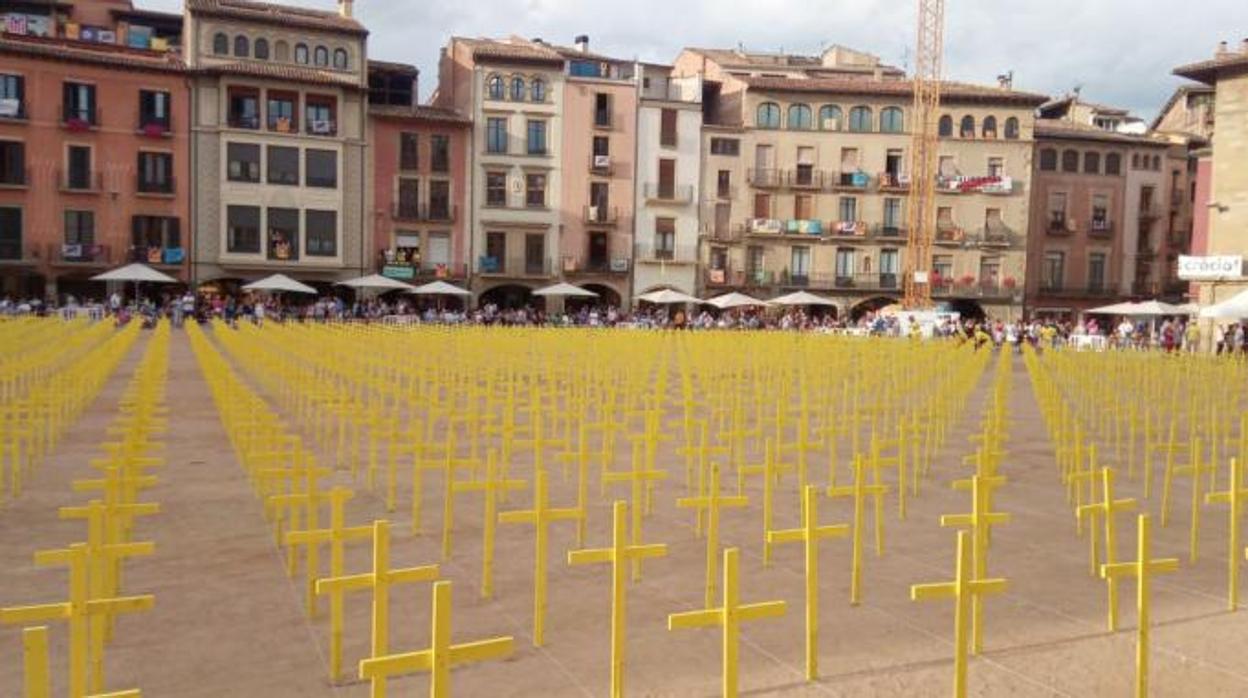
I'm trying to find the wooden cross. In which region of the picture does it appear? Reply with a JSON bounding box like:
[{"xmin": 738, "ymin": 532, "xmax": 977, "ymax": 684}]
[
  {"xmin": 499, "ymin": 468, "xmax": 582, "ymax": 647},
  {"xmin": 827, "ymin": 454, "xmax": 889, "ymax": 605},
  {"xmin": 315, "ymin": 520, "xmax": 439, "ymax": 692},
  {"xmin": 677, "ymin": 464, "xmax": 749, "ymax": 608},
  {"xmin": 604, "ymin": 437, "xmax": 668, "ymax": 581},
  {"xmin": 1100, "ymin": 515, "xmax": 1179, "ymax": 698},
  {"xmin": 767, "ymin": 484, "xmax": 848, "ymax": 680},
  {"xmin": 359, "ymin": 580, "xmax": 514, "ymax": 698},
  {"xmin": 1076, "ymin": 468, "xmax": 1138, "ymax": 630},
  {"xmin": 1205, "ymin": 457, "xmax": 1248, "ymax": 610},
  {"xmin": 448, "ymin": 449, "xmax": 526, "ymax": 599},
  {"xmin": 567, "ymin": 500, "xmax": 668, "ymax": 697},
  {"xmin": 667, "ymin": 547, "xmax": 786, "ymax": 698},
  {"xmin": 911, "ymin": 531, "xmax": 1008, "ymax": 698},
  {"xmin": 941, "ymin": 474, "xmax": 1010, "ymax": 654}
]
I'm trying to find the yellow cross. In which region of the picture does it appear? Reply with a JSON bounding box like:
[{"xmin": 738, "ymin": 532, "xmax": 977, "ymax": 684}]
[
  {"xmin": 555, "ymin": 420, "xmax": 595, "ymax": 545},
  {"xmin": 1205, "ymin": 457, "xmax": 1248, "ymax": 610},
  {"xmin": 827, "ymin": 454, "xmax": 889, "ymax": 605},
  {"xmin": 568, "ymin": 500, "xmax": 668, "ymax": 697},
  {"xmin": 677, "ymin": 464, "xmax": 749, "ymax": 608},
  {"xmin": 604, "ymin": 436, "xmax": 669, "ymax": 581},
  {"xmin": 941, "ymin": 474, "xmax": 1010, "ymax": 654},
  {"xmin": 1076, "ymin": 468, "xmax": 1137, "ymax": 630},
  {"xmin": 667, "ymin": 547, "xmax": 786, "ymax": 698},
  {"xmin": 447, "ymin": 449, "xmax": 526, "ymax": 598}
]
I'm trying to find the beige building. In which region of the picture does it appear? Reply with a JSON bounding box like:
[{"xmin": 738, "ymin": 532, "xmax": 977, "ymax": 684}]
[
  {"xmin": 675, "ymin": 46, "xmax": 1044, "ymax": 320},
  {"xmin": 185, "ymin": 0, "xmax": 370, "ymax": 287}
]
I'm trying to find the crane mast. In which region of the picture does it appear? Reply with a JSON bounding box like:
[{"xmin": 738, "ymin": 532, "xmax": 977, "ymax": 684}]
[{"xmin": 902, "ymin": 0, "xmax": 945, "ymax": 309}]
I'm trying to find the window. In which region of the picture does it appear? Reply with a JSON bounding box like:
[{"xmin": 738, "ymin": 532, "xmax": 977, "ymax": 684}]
[
  {"xmin": 484, "ymin": 231, "xmax": 506, "ymax": 268},
  {"xmin": 524, "ymin": 233, "xmax": 546, "ymax": 273},
  {"xmin": 430, "ymin": 135, "xmax": 450, "ymax": 172},
  {"xmin": 660, "ymin": 108, "xmax": 678, "ymax": 146},
  {"xmin": 938, "ymin": 115, "xmax": 953, "ymax": 137},
  {"xmin": 227, "ymin": 205, "xmax": 260, "ymax": 253},
  {"xmin": 710, "ymin": 138, "xmax": 739, "ymax": 156},
  {"xmin": 400, "ymin": 133, "xmax": 419, "ymax": 170},
  {"xmin": 959, "ymin": 115, "xmax": 975, "ymax": 138},
  {"xmin": 64, "ymin": 210, "xmax": 94, "ymax": 245},
  {"xmin": 0, "ymin": 207, "xmax": 21, "ymax": 260},
  {"xmin": 1048, "ymin": 192, "xmax": 1068, "ymax": 227},
  {"xmin": 295, "ymin": 44, "xmax": 309, "ymax": 64},
  {"xmin": 267, "ymin": 207, "xmax": 299, "ymax": 260},
  {"xmin": 0, "ymin": 141, "xmax": 25, "ymax": 185},
  {"xmin": 137, "ymin": 152, "xmax": 173, "ymax": 193},
  {"xmin": 848, "ymin": 106, "xmax": 873, "ymax": 132},
  {"xmin": 1042, "ymin": 251, "xmax": 1065, "ymax": 289},
  {"xmin": 753, "ymin": 193, "xmax": 771, "ymax": 218},
  {"xmin": 234, "ymin": 35, "xmax": 249, "ymax": 58},
  {"xmin": 1084, "ymin": 151, "xmax": 1101, "ymax": 174},
  {"xmin": 525, "ymin": 173, "xmax": 546, "ymax": 207},
  {"xmin": 485, "ymin": 172, "xmax": 506, "ymax": 207},
  {"xmin": 213, "ymin": 33, "xmax": 228, "ymax": 55},
  {"xmin": 932, "ymin": 254, "xmax": 953, "ymax": 281},
  {"xmin": 592, "ymin": 135, "xmax": 609, "ymax": 161},
  {"xmin": 426, "ymin": 232, "xmax": 450, "ymax": 269},
  {"xmin": 982, "ymin": 115, "xmax": 997, "ymax": 139},
  {"xmin": 794, "ymin": 194, "xmax": 812, "ymax": 219},
  {"xmin": 306, "ymin": 210, "xmax": 337, "ymax": 256},
  {"xmin": 1092, "ymin": 194, "xmax": 1109, "ymax": 229},
  {"xmin": 787, "ymin": 104, "xmax": 812, "ymax": 130},
  {"xmin": 274, "ymin": 40, "xmax": 289, "ymax": 62},
  {"xmin": 306, "ymin": 149, "xmax": 337, "ymax": 188},
  {"xmin": 655, "ymin": 218, "xmax": 675, "ymax": 259},
  {"xmin": 526, "ymin": 120, "xmax": 547, "ymax": 155},
  {"xmin": 397, "ymin": 178, "xmax": 419, "ymax": 217},
  {"xmin": 314, "ymin": 46, "xmax": 329, "ymax": 67},
  {"xmin": 333, "ymin": 49, "xmax": 348, "ymax": 70},
  {"xmin": 988, "ymin": 157, "xmax": 1004, "ymax": 178},
  {"xmin": 835, "ymin": 248, "xmax": 856, "ymax": 281},
  {"xmin": 487, "ymin": 75, "xmax": 504, "ymax": 100},
  {"xmin": 1151, "ymin": 155, "xmax": 1161, "ymax": 170},
  {"xmin": 227, "ymin": 143, "xmax": 260, "ymax": 182},
  {"xmin": 819, "ymin": 105, "xmax": 842, "ymax": 131},
  {"xmin": 790, "ymin": 246, "xmax": 811, "ymax": 280},
  {"xmin": 132, "ymin": 216, "xmax": 180, "ymax": 253},
  {"xmin": 267, "ymin": 92, "xmax": 297, "ymax": 132},
  {"xmin": 1061, "ymin": 150, "xmax": 1079, "ymax": 173},
  {"xmin": 883, "ymin": 198, "xmax": 903, "ymax": 232},
  {"xmin": 511, "ymin": 77, "xmax": 526, "ymax": 102},
  {"xmin": 530, "ymin": 79, "xmax": 546, "ymax": 103},
  {"xmin": 658, "ymin": 158, "xmax": 676, "ymax": 198},
  {"xmin": 1105, "ymin": 153, "xmax": 1121, "ymax": 175},
  {"xmin": 429, "ymin": 180, "xmax": 451, "ymax": 220},
  {"xmin": 486, "ymin": 118, "xmax": 507, "ymax": 154},
  {"xmin": 717, "ymin": 170, "xmax": 731, "ymax": 199},
  {"xmin": 0, "ymin": 74, "xmax": 24, "ymax": 118},
  {"xmin": 1004, "ymin": 117, "xmax": 1019, "ymax": 140},
  {"xmin": 1088, "ymin": 252, "xmax": 1106, "ymax": 291},
  {"xmin": 254, "ymin": 38, "xmax": 269, "ymax": 60},
  {"xmin": 879, "ymin": 249, "xmax": 900, "ymax": 286},
  {"xmin": 1039, "ymin": 149, "xmax": 1057, "ymax": 171},
  {"xmin": 305, "ymin": 96, "xmax": 336, "ymax": 135},
  {"xmin": 1131, "ymin": 153, "xmax": 1140, "ymax": 169},
  {"xmin": 63, "ymin": 82, "xmax": 96, "ymax": 125},
  {"xmin": 594, "ymin": 93, "xmax": 611, "ymax": 127},
  {"xmin": 880, "ymin": 107, "xmax": 904, "ymax": 133},
  {"xmin": 66, "ymin": 146, "xmax": 92, "ymax": 190},
  {"xmin": 756, "ymin": 102, "xmax": 780, "ymax": 129},
  {"xmin": 838, "ymin": 196, "xmax": 858, "ymax": 223},
  {"xmin": 266, "ymin": 145, "xmax": 299, "ymax": 185},
  {"xmin": 228, "ymin": 88, "xmax": 260, "ymax": 129},
  {"xmin": 139, "ymin": 90, "xmax": 171, "ymax": 131}
]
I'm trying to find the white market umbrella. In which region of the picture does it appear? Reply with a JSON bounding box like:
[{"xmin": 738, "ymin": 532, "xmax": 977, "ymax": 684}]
[
  {"xmin": 705, "ymin": 292, "xmax": 769, "ymax": 309},
  {"xmin": 769, "ymin": 290, "xmax": 838, "ymax": 307},
  {"xmin": 409, "ymin": 280, "xmax": 472, "ymax": 297},
  {"xmin": 1170, "ymin": 303, "xmax": 1200, "ymax": 315},
  {"xmin": 335, "ymin": 274, "xmax": 418, "ymax": 292},
  {"xmin": 1123, "ymin": 300, "xmax": 1185, "ymax": 316},
  {"xmin": 92, "ymin": 263, "xmax": 177, "ymax": 284},
  {"xmin": 1200, "ymin": 288, "xmax": 1248, "ymax": 319},
  {"xmin": 532, "ymin": 282, "xmax": 598, "ymax": 298},
  {"xmin": 242, "ymin": 273, "xmax": 317, "ymax": 295},
  {"xmin": 1085, "ymin": 301, "xmax": 1140, "ymax": 315},
  {"xmin": 637, "ymin": 288, "xmax": 702, "ymax": 305}
]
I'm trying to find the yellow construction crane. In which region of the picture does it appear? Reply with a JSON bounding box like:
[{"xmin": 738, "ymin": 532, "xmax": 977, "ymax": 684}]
[{"xmin": 902, "ymin": 0, "xmax": 945, "ymax": 309}]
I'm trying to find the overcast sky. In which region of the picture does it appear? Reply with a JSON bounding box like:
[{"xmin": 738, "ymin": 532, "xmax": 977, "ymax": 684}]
[{"xmin": 145, "ymin": 0, "xmax": 1248, "ymax": 119}]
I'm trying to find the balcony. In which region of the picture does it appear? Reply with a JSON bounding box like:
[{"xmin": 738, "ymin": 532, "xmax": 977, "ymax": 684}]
[
  {"xmin": 703, "ymin": 224, "xmax": 743, "ymax": 243},
  {"xmin": 831, "ymin": 171, "xmax": 871, "ymax": 192},
  {"xmin": 714, "ymin": 185, "xmax": 738, "ymax": 200},
  {"xmin": 1089, "ymin": 219, "xmax": 1114, "ymax": 239},
  {"xmin": 635, "ymin": 242, "xmax": 697, "ymax": 264},
  {"xmin": 934, "ymin": 225, "xmax": 967, "ymax": 246},
  {"xmin": 704, "ymin": 266, "xmax": 739, "ymax": 287},
  {"xmin": 0, "ymin": 166, "xmax": 29, "ymax": 188},
  {"xmin": 827, "ymin": 273, "xmax": 902, "ymax": 292},
  {"xmin": 58, "ymin": 169, "xmax": 104, "ymax": 193},
  {"xmin": 137, "ymin": 118, "xmax": 172, "ymax": 138},
  {"xmin": 1047, "ymin": 217, "xmax": 1075, "ymax": 236},
  {"xmin": 583, "ymin": 205, "xmax": 620, "ymax": 226},
  {"xmin": 477, "ymin": 256, "xmax": 554, "ymax": 277},
  {"xmin": 875, "ymin": 224, "xmax": 908, "ymax": 241},
  {"xmin": 392, "ymin": 202, "xmax": 458, "ymax": 223},
  {"xmin": 48, "ymin": 243, "xmax": 112, "ymax": 266},
  {"xmin": 790, "ymin": 169, "xmax": 827, "ymax": 190},
  {"xmin": 829, "ymin": 221, "xmax": 868, "ymax": 239},
  {"xmin": 742, "ymin": 268, "xmax": 776, "ymax": 287},
  {"xmin": 562, "ymin": 256, "xmax": 630, "ymax": 275},
  {"xmin": 306, "ymin": 119, "xmax": 338, "ymax": 137},
  {"xmin": 747, "ymin": 168, "xmax": 784, "ymax": 189},
  {"xmin": 0, "ymin": 99, "xmax": 27, "ymax": 121},
  {"xmin": 593, "ymin": 109, "xmax": 612, "ymax": 130},
  {"xmin": 131, "ymin": 245, "xmax": 186, "ymax": 266},
  {"xmin": 643, "ymin": 183, "xmax": 694, "ymax": 204},
  {"xmin": 937, "ymin": 175, "xmax": 1015, "ymax": 195},
  {"xmin": 878, "ymin": 172, "xmax": 910, "ymax": 192},
  {"xmin": 977, "ymin": 225, "xmax": 1015, "ymax": 248},
  {"xmin": 378, "ymin": 257, "xmax": 468, "ymax": 281},
  {"xmin": 61, "ymin": 105, "xmax": 99, "ymax": 130},
  {"xmin": 228, "ymin": 113, "xmax": 261, "ymax": 130},
  {"xmin": 1138, "ymin": 203, "xmax": 1162, "ymax": 222},
  {"xmin": 137, "ymin": 174, "xmax": 176, "ymax": 196},
  {"xmin": 589, "ymin": 154, "xmax": 613, "ymax": 175},
  {"xmin": 1038, "ymin": 283, "xmax": 1118, "ymax": 299}
]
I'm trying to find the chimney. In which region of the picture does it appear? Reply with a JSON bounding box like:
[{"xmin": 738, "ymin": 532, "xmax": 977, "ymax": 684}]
[
  {"xmin": 339, "ymin": 0, "xmax": 353, "ymax": 18},
  {"xmin": 575, "ymin": 34, "xmax": 589, "ymax": 53},
  {"xmin": 1216, "ymin": 40, "xmax": 1230, "ymax": 56}
]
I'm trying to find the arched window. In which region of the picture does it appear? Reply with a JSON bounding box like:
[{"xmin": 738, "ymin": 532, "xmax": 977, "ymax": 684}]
[
  {"xmin": 1004, "ymin": 117, "xmax": 1020, "ymax": 139},
  {"xmin": 510, "ymin": 76, "xmax": 525, "ymax": 101},
  {"xmin": 1151, "ymin": 155, "xmax": 1161, "ymax": 170},
  {"xmin": 787, "ymin": 104, "xmax": 812, "ymax": 130},
  {"xmin": 959, "ymin": 115, "xmax": 975, "ymax": 138},
  {"xmin": 333, "ymin": 48, "xmax": 348, "ymax": 70},
  {"xmin": 1084, "ymin": 151, "xmax": 1101, "ymax": 174},
  {"xmin": 233, "ymin": 35, "xmax": 249, "ymax": 58},
  {"xmin": 1105, "ymin": 153, "xmax": 1121, "ymax": 175},
  {"xmin": 818, "ymin": 105, "xmax": 842, "ymax": 130},
  {"xmin": 530, "ymin": 78, "xmax": 546, "ymax": 102},
  {"xmin": 982, "ymin": 115, "xmax": 998, "ymax": 138},
  {"xmin": 880, "ymin": 107, "xmax": 904, "ymax": 133},
  {"xmin": 1061, "ymin": 150, "xmax": 1079, "ymax": 173},
  {"xmin": 295, "ymin": 43, "xmax": 309, "ymax": 64},
  {"xmin": 756, "ymin": 102, "xmax": 781, "ymax": 129},
  {"xmin": 254, "ymin": 38, "xmax": 269, "ymax": 60},
  {"xmin": 848, "ymin": 106, "xmax": 873, "ymax": 132},
  {"xmin": 1131, "ymin": 153, "xmax": 1140, "ymax": 169},
  {"xmin": 938, "ymin": 115, "xmax": 953, "ymax": 137},
  {"xmin": 212, "ymin": 33, "xmax": 228, "ymax": 55},
  {"xmin": 274, "ymin": 40, "xmax": 289, "ymax": 62},
  {"xmin": 1039, "ymin": 148, "xmax": 1057, "ymax": 171},
  {"xmin": 486, "ymin": 75, "xmax": 504, "ymax": 100},
  {"xmin": 313, "ymin": 46, "xmax": 329, "ymax": 67}
]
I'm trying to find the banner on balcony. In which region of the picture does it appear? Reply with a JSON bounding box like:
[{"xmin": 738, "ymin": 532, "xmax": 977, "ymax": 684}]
[
  {"xmin": 383, "ymin": 264, "xmax": 415, "ymax": 279},
  {"xmin": 1178, "ymin": 255, "xmax": 1242, "ymax": 280}
]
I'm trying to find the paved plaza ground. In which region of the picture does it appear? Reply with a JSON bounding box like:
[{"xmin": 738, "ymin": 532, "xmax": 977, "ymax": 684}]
[{"xmin": 1, "ymin": 329, "xmax": 1246, "ymax": 697}]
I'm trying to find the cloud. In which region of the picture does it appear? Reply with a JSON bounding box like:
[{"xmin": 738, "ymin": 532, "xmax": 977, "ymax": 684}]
[{"xmin": 143, "ymin": 0, "xmax": 1248, "ymax": 118}]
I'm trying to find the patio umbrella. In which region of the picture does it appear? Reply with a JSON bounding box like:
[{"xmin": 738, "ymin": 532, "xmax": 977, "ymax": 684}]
[
  {"xmin": 1200, "ymin": 288, "xmax": 1248, "ymax": 319},
  {"xmin": 92, "ymin": 263, "xmax": 177, "ymax": 284},
  {"xmin": 335, "ymin": 273, "xmax": 418, "ymax": 292},
  {"xmin": 637, "ymin": 288, "xmax": 702, "ymax": 304},
  {"xmin": 409, "ymin": 280, "xmax": 472, "ymax": 297},
  {"xmin": 532, "ymin": 282, "xmax": 598, "ymax": 298},
  {"xmin": 1122, "ymin": 300, "xmax": 1185, "ymax": 316},
  {"xmin": 705, "ymin": 292, "xmax": 769, "ymax": 309},
  {"xmin": 769, "ymin": 290, "xmax": 837, "ymax": 307},
  {"xmin": 242, "ymin": 273, "xmax": 317, "ymax": 295},
  {"xmin": 1085, "ymin": 301, "xmax": 1140, "ymax": 315}
]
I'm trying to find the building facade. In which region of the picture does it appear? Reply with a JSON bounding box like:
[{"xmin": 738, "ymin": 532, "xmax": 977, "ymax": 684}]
[{"xmin": 0, "ymin": 0, "xmax": 188, "ymax": 299}]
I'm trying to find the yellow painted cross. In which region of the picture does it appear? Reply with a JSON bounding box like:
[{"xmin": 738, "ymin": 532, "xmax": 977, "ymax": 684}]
[
  {"xmin": 1205, "ymin": 457, "xmax": 1247, "ymax": 611},
  {"xmin": 941, "ymin": 475, "xmax": 1010, "ymax": 654},
  {"xmin": 827, "ymin": 454, "xmax": 889, "ymax": 605},
  {"xmin": 667, "ymin": 547, "xmax": 787, "ymax": 698},
  {"xmin": 911, "ymin": 531, "xmax": 1007, "ymax": 698},
  {"xmin": 499, "ymin": 468, "xmax": 582, "ymax": 647},
  {"xmin": 1100, "ymin": 514, "xmax": 1179, "ymax": 698},
  {"xmin": 568, "ymin": 500, "xmax": 668, "ymax": 697},
  {"xmin": 284, "ymin": 486, "xmax": 372, "ymax": 631},
  {"xmin": 766, "ymin": 484, "xmax": 848, "ymax": 680},
  {"xmin": 1077, "ymin": 468, "xmax": 1137, "ymax": 630},
  {"xmin": 677, "ymin": 464, "xmax": 749, "ymax": 608},
  {"xmin": 604, "ymin": 437, "xmax": 668, "ymax": 580},
  {"xmin": 450, "ymin": 449, "xmax": 526, "ymax": 599}
]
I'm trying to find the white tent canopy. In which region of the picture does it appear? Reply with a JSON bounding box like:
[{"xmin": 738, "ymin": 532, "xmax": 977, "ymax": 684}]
[
  {"xmin": 532, "ymin": 282, "xmax": 598, "ymax": 298},
  {"xmin": 335, "ymin": 274, "xmax": 417, "ymax": 292},
  {"xmin": 769, "ymin": 290, "xmax": 838, "ymax": 307},
  {"xmin": 91, "ymin": 263, "xmax": 177, "ymax": 284},
  {"xmin": 1200, "ymin": 288, "xmax": 1248, "ymax": 319},
  {"xmin": 1085, "ymin": 300, "xmax": 1186, "ymax": 316},
  {"xmin": 242, "ymin": 273, "xmax": 317, "ymax": 295},
  {"xmin": 705, "ymin": 292, "xmax": 769, "ymax": 309},
  {"xmin": 409, "ymin": 280, "xmax": 472, "ymax": 297},
  {"xmin": 637, "ymin": 288, "xmax": 702, "ymax": 304}
]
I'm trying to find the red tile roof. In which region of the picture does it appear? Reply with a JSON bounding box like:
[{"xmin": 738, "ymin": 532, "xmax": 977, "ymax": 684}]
[
  {"xmin": 186, "ymin": 0, "xmax": 367, "ymax": 36},
  {"xmin": 1034, "ymin": 118, "xmax": 1168, "ymax": 146},
  {"xmin": 741, "ymin": 76, "xmax": 1049, "ymax": 107},
  {"xmin": 1173, "ymin": 52, "xmax": 1248, "ymax": 84},
  {"xmin": 198, "ymin": 60, "xmax": 362, "ymax": 88},
  {"xmin": 455, "ymin": 37, "xmax": 564, "ymax": 66},
  {"xmin": 369, "ymin": 104, "xmax": 471, "ymax": 125},
  {"xmin": 0, "ymin": 33, "xmax": 185, "ymax": 74}
]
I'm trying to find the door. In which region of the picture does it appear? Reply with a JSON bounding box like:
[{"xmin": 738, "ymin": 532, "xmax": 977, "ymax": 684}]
[
  {"xmin": 484, "ymin": 231, "xmax": 505, "ymax": 271},
  {"xmin": 754, "ymin": 144, "xmax": 773, "ymax": 181},
  {"xmin": 588, "ymin": 231, "xmax": 608, "ymax": 269},
  {"xmin": 835, "ymin": 248, "xmax": 855, "ymax": 285},
  {"xmin": 879, "ymin": 249, "xmax": 899, "ymax": 289},
  {"xmin": 658, "ymin": 159, "xmax": 676, "ymax": 199},
  {"xmin": 715, "ymin": 203, "xmax": 731, "ymax": 238},
  {"xmin": 524, "ymin": 233, "xmax": 545, "ymax": 274}
]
